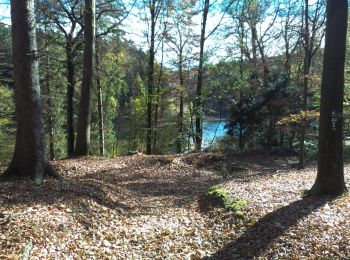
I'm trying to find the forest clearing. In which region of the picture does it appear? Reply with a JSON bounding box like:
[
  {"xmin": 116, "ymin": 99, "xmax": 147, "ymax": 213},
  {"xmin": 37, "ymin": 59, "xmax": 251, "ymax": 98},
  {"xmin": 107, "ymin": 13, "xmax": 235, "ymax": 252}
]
[
  {"xmin": 1, "ymin": 152, "xmax": 350, "ymax": 259},
  {"xmin": 1, "ymin": 0, "xmax": 350, "ymax": 258}
]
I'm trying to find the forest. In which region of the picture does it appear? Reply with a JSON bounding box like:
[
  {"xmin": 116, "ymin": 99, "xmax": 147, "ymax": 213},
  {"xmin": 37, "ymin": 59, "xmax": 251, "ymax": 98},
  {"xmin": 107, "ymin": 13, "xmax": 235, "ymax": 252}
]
[{"xmin": 0, "ymin": 0, "xmax": 350, "ymax": 258}]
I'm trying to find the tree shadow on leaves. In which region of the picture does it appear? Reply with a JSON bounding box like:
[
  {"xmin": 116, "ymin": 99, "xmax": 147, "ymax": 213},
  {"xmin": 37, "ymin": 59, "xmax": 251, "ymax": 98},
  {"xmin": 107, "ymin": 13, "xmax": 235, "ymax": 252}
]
[
  {"xmin": 1, "ymin": 177, "xmax": 123, "ymax": 211},
  {"xmin": 207, "ymin": 195, "xmax": 334, "ymax": 259}
]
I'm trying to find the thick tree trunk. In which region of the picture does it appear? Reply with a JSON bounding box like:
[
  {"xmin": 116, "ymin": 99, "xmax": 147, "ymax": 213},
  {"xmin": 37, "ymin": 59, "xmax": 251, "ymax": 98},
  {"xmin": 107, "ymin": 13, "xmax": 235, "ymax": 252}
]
[
  {"xmin": 195, "ymin": 0, "xmax": 210, "ymax": 152},
  {"xmin": 309, "ymin": 0, "xmax": 348, "ymax": 195},
  {"xmin": 95, "ymin": 48, "xmax": 105, "ymax": 156},
  {"xmin": 146, "ymin": 0, "xmax": 156, "ymax": 155},
  {"xmin": 74, "ymin": 0, "xmax": 96, "ymax": 156},
  {"xmin": 2, "ymin": 0, "xmax": 59, "ymax": 184},
  {"xmin": 66, "ymin": 41, "xmax": 75, "ymax": 157}
]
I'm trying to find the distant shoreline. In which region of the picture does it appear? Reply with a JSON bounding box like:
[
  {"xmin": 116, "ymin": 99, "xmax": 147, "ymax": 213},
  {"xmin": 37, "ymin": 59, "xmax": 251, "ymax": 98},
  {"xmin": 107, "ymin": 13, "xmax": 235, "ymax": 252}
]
[{"xmin": 204, "ymin": 117, "xmax": 228, "ymax": 123}]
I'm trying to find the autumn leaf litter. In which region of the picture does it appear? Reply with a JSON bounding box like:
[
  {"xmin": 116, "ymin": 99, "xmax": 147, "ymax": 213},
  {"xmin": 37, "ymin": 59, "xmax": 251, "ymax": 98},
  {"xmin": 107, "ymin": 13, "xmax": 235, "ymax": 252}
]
[{"xmin": 1, "ymin": 153, "xmax": 350, "ymax": 259}]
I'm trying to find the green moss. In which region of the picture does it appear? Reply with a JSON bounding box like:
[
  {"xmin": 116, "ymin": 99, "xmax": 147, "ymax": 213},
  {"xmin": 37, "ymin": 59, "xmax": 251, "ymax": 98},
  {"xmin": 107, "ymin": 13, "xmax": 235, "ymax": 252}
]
[{"xmin": 205, "ymin": 185, "xmax": 248, "ymax": 218}]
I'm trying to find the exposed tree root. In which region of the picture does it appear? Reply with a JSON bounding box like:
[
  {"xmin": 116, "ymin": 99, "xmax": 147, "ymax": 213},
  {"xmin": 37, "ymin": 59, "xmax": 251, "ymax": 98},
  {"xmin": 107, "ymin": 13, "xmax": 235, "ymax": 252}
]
[
  {"xmin": 44, "ymin": 163, "xmax": 64, "ymax": 181},
  {"xmin": 0, "ymin": 161, "xmax": 64, "ymax": 184},
  {"xmin": 306, "ymin": 181, "xmax": 348, "ymax": 197}
]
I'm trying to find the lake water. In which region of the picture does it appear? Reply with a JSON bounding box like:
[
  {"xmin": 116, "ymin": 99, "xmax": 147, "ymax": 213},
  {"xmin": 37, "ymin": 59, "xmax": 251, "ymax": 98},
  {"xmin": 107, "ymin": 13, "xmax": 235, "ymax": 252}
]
[{"xmin": 202, "ymin": 121, "xmax": 227, "ymax": 148}]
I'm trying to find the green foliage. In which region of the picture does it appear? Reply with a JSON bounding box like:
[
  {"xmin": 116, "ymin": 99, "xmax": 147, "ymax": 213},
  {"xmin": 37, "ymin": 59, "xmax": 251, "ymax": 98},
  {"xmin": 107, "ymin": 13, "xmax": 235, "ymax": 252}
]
[
  {"xmin": 304, "ymin": 140, "xmax": 318, "ymax": 158},
  {"xmin": 37, "ymin": 32, "xmax": 68, "ymax": 159},
  {"xmin": 205, "ymin": 185, "xmax": 248, "ymax": 218},
  {"xmin": 0, "ymin": 85, "xmax": 15, "ymax": 166},
  {"xmin": 0, "ymin": 1, "xmax": 331, "ymax": 158},
  {"xmin": 294, "ymin": 139, "xmax": 318, "ymax": 159}
]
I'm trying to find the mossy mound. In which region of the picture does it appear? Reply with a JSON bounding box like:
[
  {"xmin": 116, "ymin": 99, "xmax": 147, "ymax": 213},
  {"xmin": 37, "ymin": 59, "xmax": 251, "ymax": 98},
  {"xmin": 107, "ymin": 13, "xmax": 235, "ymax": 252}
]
[{"xmin": 204, "ymin": 185, "xmax": 248, "ymax": 218}]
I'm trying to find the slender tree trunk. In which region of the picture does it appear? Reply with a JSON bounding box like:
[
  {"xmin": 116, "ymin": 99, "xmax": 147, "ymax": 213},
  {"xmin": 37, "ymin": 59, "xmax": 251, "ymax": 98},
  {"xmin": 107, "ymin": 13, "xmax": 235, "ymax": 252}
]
[
  {"xmin": 74, "ymin": 0, "xmax": 96, "ymax": 156},
  {"xmin": 189, "ymin": 101, "xmax": 195, "ymax": 142},
  {"xmin": 289, "ymin": 131, "xmax": 295, "ymax": 150},
  {"xmin": 146, "ymin": 0, "xmax": 156, "ymax": 155},
  {"xmin": 267, "ymin": 111, "xmax": 275, "ymax": 149},
  {"xmin": 66, "ymin": 41, "xmax": 75, "ymax": 157},
  {"xmin": 2, "ymin": 0, "xmax": 59, "ymax": 184},
  {"xmin": 309, "ymin": 0, "xmax": 348, "ymax": 195},
  {"xmin": 238, "ymin": 15, "xmax": 245, "ymax": 151},
  {"xmin": 47, "ymin": 104, "xmax": 55, "ymax": 160},
  {"xmin": 279, "ymin": 131, "xmax": 285, "ymax": 147},
  {"xmin": 298, "ymin": 0, "xmax": 310, "ymax": 169},
  {"xmin": 249, "ymin": 5, "xmax": 258, "ymax": 75},
  {"xmin": 95, "ymin": 47, "xmax": 105, "ymax": 156},
  {"xmin": 251, "ymin": 23, "xmax": 258, "ymax": 65},
  {"xmin": 238, "ymin": 33, "xmax": 244, "ymax": 150},
  {"xmin": 177, "ymin": 51, "xmax": 184, "ymax": 153},
  {"xmin": 44, "ymin": 31, "xmax": 55, "ymax": 161},
  {"xmin": 153, "ymin": 94, "xmax": 159, "ymax": 153},
  {"xmin": 153, "ymin": 37, "xmax": 164, "ymax": 152},
  {"xmin": 195, "ymin": 0, "xmax": 210, "ymax": 152}
]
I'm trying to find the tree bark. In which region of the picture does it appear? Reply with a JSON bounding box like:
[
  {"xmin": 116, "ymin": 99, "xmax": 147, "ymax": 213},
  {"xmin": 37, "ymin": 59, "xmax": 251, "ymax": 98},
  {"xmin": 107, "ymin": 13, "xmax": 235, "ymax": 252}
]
[
  {"xmin": 74, "ymin": 0, "xmax": 96, "ymax": 156},
  {"xmin": 66, "ymin": 40, "xmax": 75, "ymax": 157},
  {"xmin": 44, "ymin": 30, "xmax": 55, "ymax": 161},
  {"xmin": 177, "ymin": 50, "xmax": 184, "ymax": 153},
  {"xmin": 308, "ymin": 0, "xmax": 348, "ymax": 195},
  {"xmin": 153, "ymin": 38, "xmax": 164, "ymax": 153},
  {"xmin": 2, "ymin": 0, "xmax": 59, "ymax": 184},
  {"xmin": 195, "ymin": 0, "xmax": 210, "ymax": 152},
  {"xmin": 49, "ymin": 3, "xmax": 82, "ymax": 157},
  {"xmin": 95, "ymin": 46, "xmax": 105, "ymax": 156},
  {"xmin": 298, "ymin": 0, "xmax": 310, "ymax": 169},
  {"xmin": 146, "ymin": 0, "xmax": 156, "ymax": 155},
  {"xmin": 238, "ymin": 21, "xmax": 245, "ymax": 150}
]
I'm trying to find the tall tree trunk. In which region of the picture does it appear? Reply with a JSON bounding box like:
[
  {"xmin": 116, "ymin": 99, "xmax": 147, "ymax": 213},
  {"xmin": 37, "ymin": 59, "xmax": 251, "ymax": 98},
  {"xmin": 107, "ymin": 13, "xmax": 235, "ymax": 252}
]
[
  {"xmin": 2, "ymin": 0, "xmax": 59, "ymax": 184},
  {"xmin": 195, "ymin": 0, "xmax": 210, "ymax": 152},
  {"xmin": 237, "ymin": 13, "xmax": 245, "ymax": 151},
  {"xmin": 289, "ymin": 131, "xmax": 295, "ymax": 150},
  {"xmin": 74, "ymin": 0, "xmax": 96, "ymax": 156},
  {"xmin": 177, "ymin": 51, "xmax": 184, "ymax": 153},
  {"xmin": 47, "ymin": 97, "xmax": 55, "ymax": 160},
  {"xmin": 146, "ymin": 0, "xmax": 156, "ymax": 155},
  {"xmin": 298, "ymin": 0, "xmax": 310, "ymax": 169},
  {"xmin": 249, "ymin": 3, "xmax": 258, "ymax": 75},
  {"xmin": 153, "ymin": 37, "xmax": 164, "ymax": 153},
  {"xmin": 66, "ymin": 41, "xmax": 75, "ymax": 157},
  {"xmin": 308, "ymin": 0, "xmax": 348, "ymax": 195},
  {"xmin": 95, "ymin": 47, "xmax": 105, "ymax": 156},
  {"xmin": 44, "ymin": 29, "xmax": 55, "ymax": 161},
  {"xmin": 238, "ymin": 30, "xmax": 244, "ymax": 150}
]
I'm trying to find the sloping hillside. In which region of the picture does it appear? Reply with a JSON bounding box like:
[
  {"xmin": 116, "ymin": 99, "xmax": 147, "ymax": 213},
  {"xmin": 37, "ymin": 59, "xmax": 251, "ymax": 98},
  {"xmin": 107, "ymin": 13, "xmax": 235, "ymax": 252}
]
[{"xmin": 1, "ymin": 153, "xmax": 349, "ymax": 259}]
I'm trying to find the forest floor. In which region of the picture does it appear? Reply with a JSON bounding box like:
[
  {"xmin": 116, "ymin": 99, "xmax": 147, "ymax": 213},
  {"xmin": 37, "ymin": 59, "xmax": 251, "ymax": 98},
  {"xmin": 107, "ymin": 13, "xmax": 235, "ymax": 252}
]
[{"xmin": 1, "ymin": 152, "xmax": 350, "ymax": 259}]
